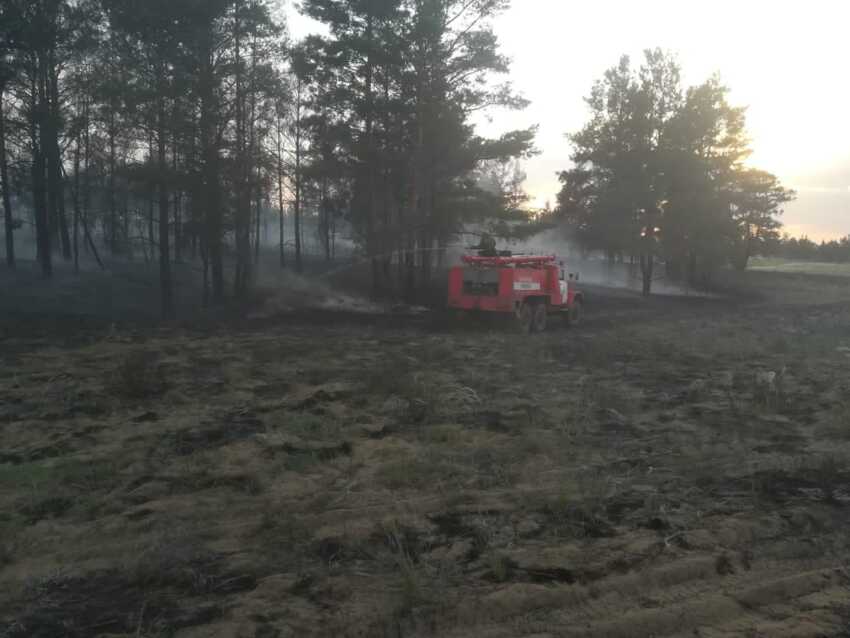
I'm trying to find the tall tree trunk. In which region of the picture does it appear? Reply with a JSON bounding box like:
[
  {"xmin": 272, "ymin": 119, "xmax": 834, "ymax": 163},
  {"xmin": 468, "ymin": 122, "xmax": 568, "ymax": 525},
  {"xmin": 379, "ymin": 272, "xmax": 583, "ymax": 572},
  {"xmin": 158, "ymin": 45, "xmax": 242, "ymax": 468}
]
[
  {"xmin": 293, "ymin": 77, "xmax": 303, "ymax": 274},
  {"xmin": 249, "ymin": 41, "xmax": 260, "ymax": 268},
  {"xmin": 147, "ymin": 131, "xmax": 155, "ymax": 261},
  {"xmin": 254, "ymin": 165, "xmax": 261, "ymax": 265},
  {"xmin": 72, "ymin": 136, "xmax": 81, "ymax": 273},
  {"xmin": 186, "ymin": 116, "xmax": 196, "ymax": 261},
  {"xmin": 83, "ymin": 97, "xmax": 93, "ymax": 263},
  {"xmin": 80, "ymin": 202, "xmax": 103, "ymax": 269},
  {"xmin": 50, "ymin": 135, "xmax": 71, "ymax": 262},
  {"xmin": 741, "ymin": 242, "xmax": 751, "ymax": 272},
  {"xmin": 174, "ymin": 188, "xmax": 182, "ymax": 263},
  {"xmin": 46, "ymin": 50, "xmax": 71, "ymax": 261},
  {"xmin": 735, "ymin": 227, "xmax": 753, "ymax": 272},
  {"xmin": 173, "ymin": 129, "xmax": 182, "ymax": 263},
  {"xmin": 157, "ymin": 89, "xmax": 174, "ymax": 320},
  {"xmin": 61, "ymin": 140, "xmax": 102, "ymax": 273},
  {"xmin": 279, "ymin": 206, "xmax": 285, "ymax": 268},
  {"xmin": 364, "ymin": 11, "xmax": 377, "ymax": 294},
  {"xmin": 640, "ymin": 255, "xmax": 653, "ymax": 296},
  {"xmin": 233, "ymin": 1, "xmax": 252, "ymax": 297},
  {"xmin": 201, "ymin": 238, "xmax": 210, "ymax": 306},
  {"xmin": 405, "ymin": 237, "xmax": 415, "ymax": 304},
  {"xmin": 639, "ymin": 213, "xmax": 656, "ymax": 296},
  {"xmin": 320, "ymin": 177, "xmax": 331, "ymax": 262},
  {"xmin": 330, "ymin": 206, "xmax": 336, "ymax": 261},
  {"xmin": 200, "ymin": 51, "xmax": 223, "ymax": 303},
  {"xmin": 108, "ymin": 110, "xmax": 117, "ymax": 253},
  {"xmin": 34, "ymin": 58, "xmax": 52, "ymax": 277},
  {"xmin": 54, "ymin": 161, "xmax": 71, "ymax": 261},
  {"xmin": 0, "ymin": 85, "xmax": 14, "ymax": 268},
  {"xmin": 123, "ymin": 182, "xmax": 130, "ymax": 259},
  {"xmin": 276, "ymin": 111, "xmax": 285, "ymax": 268}
]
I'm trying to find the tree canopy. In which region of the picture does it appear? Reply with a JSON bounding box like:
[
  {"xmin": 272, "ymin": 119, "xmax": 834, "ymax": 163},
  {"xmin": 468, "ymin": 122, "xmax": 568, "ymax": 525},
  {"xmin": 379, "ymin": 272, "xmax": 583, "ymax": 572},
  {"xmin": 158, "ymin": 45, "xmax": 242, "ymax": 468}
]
[
  {"xmin": 0, "ymin": 0, "xmax": 535, "ymax": 312},
  {"xmin": 557, "ymin": 50, "xmax": 796, "ymax": 293}
]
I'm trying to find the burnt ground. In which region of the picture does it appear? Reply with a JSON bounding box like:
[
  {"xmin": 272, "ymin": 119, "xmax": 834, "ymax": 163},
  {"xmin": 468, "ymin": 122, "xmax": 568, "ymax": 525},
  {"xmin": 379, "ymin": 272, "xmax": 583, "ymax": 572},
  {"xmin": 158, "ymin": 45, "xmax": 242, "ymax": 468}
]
[{"xmin": 1, "ymin": 270, "xmax": 850, "ymax": 637}]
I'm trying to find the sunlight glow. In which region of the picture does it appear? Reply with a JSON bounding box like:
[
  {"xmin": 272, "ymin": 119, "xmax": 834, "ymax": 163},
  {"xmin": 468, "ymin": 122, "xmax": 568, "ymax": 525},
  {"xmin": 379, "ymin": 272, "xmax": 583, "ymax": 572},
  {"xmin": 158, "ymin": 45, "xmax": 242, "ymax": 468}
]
[
  {"xmin": 486, "ymin": 0, "xmax": 850, "ymax": 238},
  {"xmin": 288, "ymin": 0, "xmax": 850, "ymax": 239}
]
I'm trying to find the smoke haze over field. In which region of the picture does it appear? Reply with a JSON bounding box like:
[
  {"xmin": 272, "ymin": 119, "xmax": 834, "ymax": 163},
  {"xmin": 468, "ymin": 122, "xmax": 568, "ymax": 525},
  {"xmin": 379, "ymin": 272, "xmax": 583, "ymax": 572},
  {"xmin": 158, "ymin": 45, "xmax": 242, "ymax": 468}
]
[
  {"xmin": 503, "ymin": 229, "xmax": 707, "ymax": 297},
  {"xmin": 255, "ymin": 269, "xmax": 385, "ymax": 316}
]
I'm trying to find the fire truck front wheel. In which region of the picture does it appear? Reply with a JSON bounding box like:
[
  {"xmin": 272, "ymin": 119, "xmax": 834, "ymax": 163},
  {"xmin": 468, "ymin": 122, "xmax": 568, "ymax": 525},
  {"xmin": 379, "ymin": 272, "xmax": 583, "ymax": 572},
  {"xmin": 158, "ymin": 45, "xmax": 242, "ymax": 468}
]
[
  {"xmin": 516, "ymin": 302, "xmax": 533, "ymax": 334},
  {"xmin": 532, "ymin": 303, "xmax": 548, "ymax": 333}
]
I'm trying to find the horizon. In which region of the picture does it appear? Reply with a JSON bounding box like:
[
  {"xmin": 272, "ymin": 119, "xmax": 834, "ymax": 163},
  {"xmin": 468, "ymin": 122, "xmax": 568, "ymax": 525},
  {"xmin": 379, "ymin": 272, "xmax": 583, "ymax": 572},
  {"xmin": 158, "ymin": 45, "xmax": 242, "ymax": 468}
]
[{"xmin": 288, "ymin": 0, "xmax": 849, "ymax": 242}]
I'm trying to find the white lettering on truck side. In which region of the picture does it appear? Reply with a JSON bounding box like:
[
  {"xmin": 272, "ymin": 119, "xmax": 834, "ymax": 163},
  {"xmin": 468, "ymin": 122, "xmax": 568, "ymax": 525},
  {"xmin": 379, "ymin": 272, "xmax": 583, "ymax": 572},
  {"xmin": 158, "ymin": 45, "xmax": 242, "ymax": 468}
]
[{"xmin": 513, "ymin": 281, "xmax": 542, "ymax": 292}]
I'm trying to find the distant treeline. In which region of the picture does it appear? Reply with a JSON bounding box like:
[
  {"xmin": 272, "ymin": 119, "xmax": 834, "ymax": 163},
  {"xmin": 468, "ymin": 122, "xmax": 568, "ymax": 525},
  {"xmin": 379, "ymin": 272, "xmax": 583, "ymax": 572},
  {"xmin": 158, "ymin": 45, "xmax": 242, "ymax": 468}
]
[{"xmin": 764, "ymin": 235, "xmax": 850, "ymax": 263}]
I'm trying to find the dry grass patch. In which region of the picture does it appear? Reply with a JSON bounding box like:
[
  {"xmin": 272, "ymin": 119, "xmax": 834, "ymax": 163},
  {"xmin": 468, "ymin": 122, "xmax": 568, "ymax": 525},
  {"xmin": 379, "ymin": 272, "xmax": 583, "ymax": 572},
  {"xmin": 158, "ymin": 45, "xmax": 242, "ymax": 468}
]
[{"xmin": 111, "ymin": 348, "xmax": 168, "ymax": 399}]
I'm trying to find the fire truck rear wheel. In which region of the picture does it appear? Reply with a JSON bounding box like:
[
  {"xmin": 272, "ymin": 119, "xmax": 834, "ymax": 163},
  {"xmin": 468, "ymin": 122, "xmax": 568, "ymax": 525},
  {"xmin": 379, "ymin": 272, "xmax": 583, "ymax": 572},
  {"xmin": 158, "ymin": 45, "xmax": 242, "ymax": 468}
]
[
  {"xmin": 517, "ymin": 302, "xmax": 533, "ymax": 334},
  {"xmin": 532, "ymin": 303, "xmax": 548, "ymax": 333}
]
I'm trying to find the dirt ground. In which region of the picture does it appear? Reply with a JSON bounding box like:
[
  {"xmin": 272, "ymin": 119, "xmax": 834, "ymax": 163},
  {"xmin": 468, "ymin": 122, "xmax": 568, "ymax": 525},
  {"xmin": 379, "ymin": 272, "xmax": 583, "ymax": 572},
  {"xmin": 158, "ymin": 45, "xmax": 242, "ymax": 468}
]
[{"xmin": 1, "ymin": 270, "xmax": 849, "ymax": 637}]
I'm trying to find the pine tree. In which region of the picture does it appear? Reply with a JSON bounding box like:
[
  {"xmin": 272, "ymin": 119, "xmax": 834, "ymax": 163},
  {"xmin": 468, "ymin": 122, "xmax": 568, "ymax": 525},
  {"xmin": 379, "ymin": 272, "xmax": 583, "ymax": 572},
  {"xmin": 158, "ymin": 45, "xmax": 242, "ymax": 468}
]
[
  {"xmin": 300, "ymin": 0, "xmax": 533, "ymax": 298},
  {"xmin": 558, "ymin": 50, "xmax": 795, "ymax": 291}
]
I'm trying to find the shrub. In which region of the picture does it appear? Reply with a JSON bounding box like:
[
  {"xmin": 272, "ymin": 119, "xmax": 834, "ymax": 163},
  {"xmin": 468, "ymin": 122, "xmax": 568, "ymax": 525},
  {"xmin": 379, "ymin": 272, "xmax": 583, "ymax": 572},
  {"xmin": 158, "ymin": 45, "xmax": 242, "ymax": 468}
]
[{"xmin": 112, "ymin": 350, "xmax": 166, "ymax": 399}]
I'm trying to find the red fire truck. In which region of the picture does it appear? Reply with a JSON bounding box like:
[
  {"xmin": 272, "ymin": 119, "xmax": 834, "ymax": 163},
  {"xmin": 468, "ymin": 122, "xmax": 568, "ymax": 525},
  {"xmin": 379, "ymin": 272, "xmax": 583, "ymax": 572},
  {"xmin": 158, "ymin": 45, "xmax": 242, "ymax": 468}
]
[{"xmin": 448, "ymin": 254, "xmax": 583, "ymax": 333}]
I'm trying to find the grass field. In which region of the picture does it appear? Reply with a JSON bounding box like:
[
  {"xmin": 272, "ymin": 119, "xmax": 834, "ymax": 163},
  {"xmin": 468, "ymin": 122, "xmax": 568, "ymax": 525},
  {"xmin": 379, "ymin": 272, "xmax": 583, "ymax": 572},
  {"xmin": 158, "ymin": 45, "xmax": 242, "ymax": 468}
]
[
  {"xmin": 749, "ymin": 257, "xmax": 850, "ymax": 277},
  {"xmin": 1, "ymin": 272, "xmax": 849, "ymax": 637}
]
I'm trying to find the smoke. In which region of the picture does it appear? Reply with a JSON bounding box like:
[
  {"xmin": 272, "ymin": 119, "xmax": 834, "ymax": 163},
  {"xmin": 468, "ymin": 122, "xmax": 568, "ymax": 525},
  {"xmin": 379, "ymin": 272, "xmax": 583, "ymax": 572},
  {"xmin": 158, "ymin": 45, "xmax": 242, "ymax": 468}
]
[
  {"xmin": 499, "ymin": 227, "xmax": 708, "ymax": 297},
  {"xmin": 250, "ymin": 222, "xmax": 709, "ymax": 320},
  {"xmin": 253, "ymin": 268, "xmax": 387, "ymax": 316}
]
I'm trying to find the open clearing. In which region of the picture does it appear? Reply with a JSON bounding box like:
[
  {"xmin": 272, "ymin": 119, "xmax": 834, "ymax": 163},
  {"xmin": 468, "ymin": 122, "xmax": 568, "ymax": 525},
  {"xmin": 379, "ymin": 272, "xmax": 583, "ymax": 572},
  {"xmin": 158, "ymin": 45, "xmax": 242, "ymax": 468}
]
[
  {"xmin": 1, "ymin": 272, "xmax": 850, "ymax": 637},
  {"xmin": 748, "ymin": 259, "xmax": 850, "ymax": 278}
]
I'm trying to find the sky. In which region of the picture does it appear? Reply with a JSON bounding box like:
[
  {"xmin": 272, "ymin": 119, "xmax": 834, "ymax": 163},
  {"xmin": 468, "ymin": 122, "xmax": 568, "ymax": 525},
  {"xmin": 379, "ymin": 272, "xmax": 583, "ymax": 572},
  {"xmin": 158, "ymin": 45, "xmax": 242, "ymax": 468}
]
[{"xmin": 288, "ymin": 0, "xmax": 850, "ymax": 241}]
